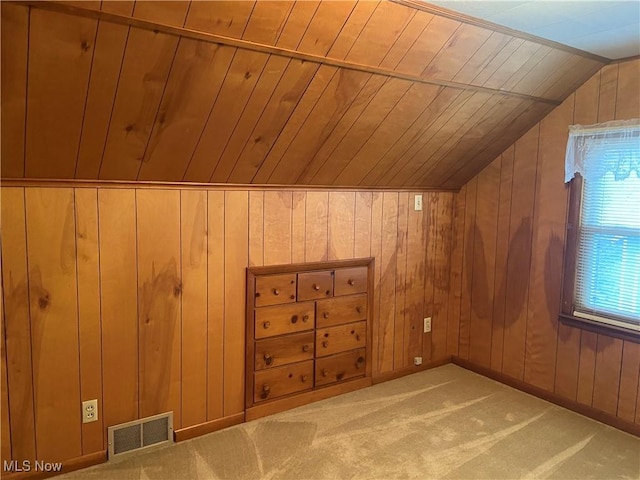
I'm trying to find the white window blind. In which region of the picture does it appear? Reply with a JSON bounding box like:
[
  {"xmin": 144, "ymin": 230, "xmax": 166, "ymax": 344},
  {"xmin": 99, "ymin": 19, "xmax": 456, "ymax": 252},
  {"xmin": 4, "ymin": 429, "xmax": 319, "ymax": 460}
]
[{"xmin": 573, "ymin": 149, "xmax": 640, "ymax": 332}]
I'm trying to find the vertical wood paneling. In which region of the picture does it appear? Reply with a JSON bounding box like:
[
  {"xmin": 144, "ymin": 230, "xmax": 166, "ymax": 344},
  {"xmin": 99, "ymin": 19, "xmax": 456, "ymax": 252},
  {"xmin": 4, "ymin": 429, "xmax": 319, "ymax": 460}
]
[
  {"xmin": 617, "ymin": 342, "xmax": 640, "ymax": 423},
  {"xmin": 423, "ymin": 193, "xmax": 438, "ymax": 361},
  {"xmin": 370, "ymin": 192, "xmax": 383, "ymax": 376},
  {"xmin": 378, "ymin": 192, "xmax": 398, "ymax": 373},
  {"xmin": 432, "ymin": 193, "xmax": 453, "ymax": 360},
  {"xmin": 98, "ymin": 189, "xmax": 138, "ymax": 436},
  {"xmin": 136, "ymin": 190, "xmax": 182, "ymax": 427},
  {"xmin": 354, "ymin": 192, "xmax": 372, "ymax": 258},
  {"xmin": 264, "ymin": 191, "xmax": 292, "ymax": 265},
  {"xmin": 501, "ymin": 125, "xmax": 538, "ymax": 380},
  {"xmin": 458, "ymin": 178, "xmax": 477, "ymax": 360},
  {"xmin": 447, "ymin": 186, "xmax": 466, "ymax": 356},
  {"xmin": 25, "ymin": 188, "xmax": 82, "ymax": 461},
  {"xmin": 74, "ymin": 189, "xmax": 104, "ymax": 453},
  {"xmin": 207, "ymin": 191, "xmax": 225, "ymax": 420},
  {"xmin": 592, "ymin": 339, "xmax": 624, "ymax": 416},
  {"xmin": 490, "ymin": 147, "xmax": 514, "ymax": 371},
  {"xmin": 291, "ymin": 192, "xmax": 306, "ymax": 264},
  {"xmin": 1, "ymin": 188, "xmax": 36, "ymax": 462},
  {"xmin": 468, "ymin": 159, "xmax": 500, "ymax": 368},
  {"xmin": 576, "ymin": 332, "xmax": 598, "ymax": 407},
  {"xmin": 249, "ymin": 191, "xmax": 265, "ymax": 267},
  {"xmin": 523, "ymin": 97, "xmax": 573, "ymax": 392},
  {"xmin": 1, "ymin": 4, "xmax": 28, "ymax": 177},
  {"xmin": 394, "ymin": 193, "xmax": 409, "ymax": 370},
  {"xmin": 223, "ymin": 191, "xmax": 248, "ymax": 416},
  {"xmin": 0, "ymin": 266, "xmax": 11, "ymax": 463},
  {"xmin": 25, "ymin": 10, "xmax": 97, "ymax": 178},
  {"xmin": 180, "ymin": 190, "xmax": 208, "ymax": 428},
  {"xmin": 404, "ymin": 193, "xmax": 425, "ymax": 365},
  {"xmin": 328, "ymin": 192, "xmax": 356, "ymax": 260},
  {"xmin": 305, "ymin": 192, "xmax": 329, "ymax": 263}
]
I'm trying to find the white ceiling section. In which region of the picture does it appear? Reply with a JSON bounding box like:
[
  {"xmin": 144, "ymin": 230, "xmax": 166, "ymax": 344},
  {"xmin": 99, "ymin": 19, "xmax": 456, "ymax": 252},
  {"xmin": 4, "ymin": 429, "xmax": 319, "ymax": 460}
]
[{"xmin": 428, "ymin": 1, "xmax": 640, "ymax": 60}]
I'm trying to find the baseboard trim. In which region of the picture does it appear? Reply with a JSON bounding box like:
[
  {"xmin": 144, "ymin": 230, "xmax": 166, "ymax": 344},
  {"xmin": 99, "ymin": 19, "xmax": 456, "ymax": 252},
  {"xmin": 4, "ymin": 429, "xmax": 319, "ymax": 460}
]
[
  {"xmin": 174, "ymin": 413, "xmax": 245, "ymax": 442},
  {"xmin": 1, "ymin": 450, "xmax": 107, "ymax": 480},
  {"xmin": 372, "ymin": 356, "xmax": 452, "ymax": 385},
  {"xmin": 452, "ymin": 356, "xmax": 640, "ymax": 437}
]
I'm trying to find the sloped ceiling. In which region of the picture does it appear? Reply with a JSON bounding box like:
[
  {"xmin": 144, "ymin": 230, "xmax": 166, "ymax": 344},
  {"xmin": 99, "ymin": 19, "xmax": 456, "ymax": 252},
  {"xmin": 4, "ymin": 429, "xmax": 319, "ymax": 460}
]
[{"xmin": 1, "ymin": 0, "xmax": 607, "ymax": 189}]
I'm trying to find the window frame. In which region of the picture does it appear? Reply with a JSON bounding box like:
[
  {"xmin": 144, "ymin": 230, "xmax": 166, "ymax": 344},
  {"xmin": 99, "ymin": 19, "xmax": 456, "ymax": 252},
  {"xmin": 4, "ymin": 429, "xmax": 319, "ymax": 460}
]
[{"xmin": 560, "ymin": 174, "xmax": 640, "ymax": 342}]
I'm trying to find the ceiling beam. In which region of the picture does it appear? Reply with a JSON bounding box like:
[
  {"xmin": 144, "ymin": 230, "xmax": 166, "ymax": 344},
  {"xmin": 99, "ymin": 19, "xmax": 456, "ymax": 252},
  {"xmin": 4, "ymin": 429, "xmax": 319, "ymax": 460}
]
[{"xmin": 10, "ymin": 0, "xmax": 562, "ymax": 106}]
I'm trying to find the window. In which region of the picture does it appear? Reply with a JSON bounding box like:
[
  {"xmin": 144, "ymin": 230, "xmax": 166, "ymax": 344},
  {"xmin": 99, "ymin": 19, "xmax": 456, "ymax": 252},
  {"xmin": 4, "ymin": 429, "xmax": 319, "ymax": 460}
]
[{"xmin": 561, "ymin": 119, "xmax": 640, "ymax": 339}]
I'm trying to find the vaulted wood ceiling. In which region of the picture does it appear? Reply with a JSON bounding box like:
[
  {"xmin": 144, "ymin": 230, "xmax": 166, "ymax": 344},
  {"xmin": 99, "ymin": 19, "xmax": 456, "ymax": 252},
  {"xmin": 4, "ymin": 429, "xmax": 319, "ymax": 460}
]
[{"xmin": 1, "ymin": 0, "xmax": 607, "ymax": 189}]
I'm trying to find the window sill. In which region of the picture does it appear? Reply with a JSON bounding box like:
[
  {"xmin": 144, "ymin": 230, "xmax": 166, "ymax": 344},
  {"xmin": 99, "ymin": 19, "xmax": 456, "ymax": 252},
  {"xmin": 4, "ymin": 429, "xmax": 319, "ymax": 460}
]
[{"xmin": 559, "ymin": 313, "xmax": 640, "ymax": 343}]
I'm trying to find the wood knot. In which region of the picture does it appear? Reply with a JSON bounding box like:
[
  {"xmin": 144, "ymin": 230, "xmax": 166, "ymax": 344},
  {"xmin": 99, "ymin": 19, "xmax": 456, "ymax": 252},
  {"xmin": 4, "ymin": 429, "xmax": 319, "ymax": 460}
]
[
  {"xmin": 125, "ymin": 124, "xmax": 134, "ymax": 133},
  {"xmin": 254, "ymin": 136, "xmax": 262, "ymax": 143},
  {"xmin": 244, "ymin": 71, "xmax": 252, "ymax": 80},
  {"xmin": 38, "ymin": 294, "xmax": 50, "ymax": 310},
  {"xmin": 173, "ymin": 283, "xmax": 182, "ymax": 297},
  {"xmin": 80, "ymin": 41, "xmax": 90, "ymax": 52}
]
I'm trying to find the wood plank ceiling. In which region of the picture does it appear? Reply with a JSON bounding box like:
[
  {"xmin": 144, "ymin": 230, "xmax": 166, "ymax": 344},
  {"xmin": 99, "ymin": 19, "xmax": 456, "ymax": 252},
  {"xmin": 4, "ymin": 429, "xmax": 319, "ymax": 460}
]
[{"xmin": 1, "ymin": 0, "xmax": 607, "ymax": 189}]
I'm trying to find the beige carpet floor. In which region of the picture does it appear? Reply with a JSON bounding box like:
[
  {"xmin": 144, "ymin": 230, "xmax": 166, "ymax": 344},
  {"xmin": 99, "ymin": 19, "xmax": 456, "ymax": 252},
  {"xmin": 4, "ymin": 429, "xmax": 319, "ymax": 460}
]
[{"xmin": 61, "ymin": 364, "xmax": 639, "ymax": 479}]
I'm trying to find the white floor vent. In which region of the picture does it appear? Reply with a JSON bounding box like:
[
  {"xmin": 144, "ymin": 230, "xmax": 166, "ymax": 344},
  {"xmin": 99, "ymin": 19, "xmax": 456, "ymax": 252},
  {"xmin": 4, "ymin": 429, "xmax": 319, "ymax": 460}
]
[{"xmin": 107, "ymin": 412, "xmax": 173, "ymax": 459}]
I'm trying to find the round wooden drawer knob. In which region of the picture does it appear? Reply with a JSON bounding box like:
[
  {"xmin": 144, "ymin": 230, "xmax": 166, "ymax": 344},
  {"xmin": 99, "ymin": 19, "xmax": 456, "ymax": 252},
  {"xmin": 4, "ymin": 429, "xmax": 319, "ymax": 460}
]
[
  {"xmin": 264, "ymin": 354, "xmax": 273, "ymax": 366},
  {"xmin": 273, "ymin": 288, "xmax": 280, "ymax": 295},
  {"xmin": 322, "ymin": 341, "xmax": 329, "ymax": 348},
  {"xmin": 322, "ymin": 369, "xmax": 329, "ymax": 377},
  {"xmin": 356, "ymin": 356, "xmax": 365, "ymax": 368},
  {"xmin": 302, "ymin": 345, "xmax": 309, "ymax": 352},
  {"xmin": 302, "ymin": 315, "xmax": 309, "ymax": 322},
  {"xmin": 313, "ymin": 284, "xmax": 320, "ymax": 291},
  {"xmin": 356, "ymin": 306, "xmax": 362, "ymax": 313},
  {"xmin": 301, "ymin": 375, "xmax": 308, "ymax": 382},
  {"xmin": 261, "ymin": 385, "xmax": 270, "ymax": 399},
  {"xmin": 348, "ymin": 279, "xmax": 355, "ymax": 286},
  {"xmin": 263, "ymin": 321, "xmax": 271, "ymax": 329},
  {"xmin": 291, "ymin": 315, "xmax": 298, "ymax": 324},
  {"xmin": 323, "ymin": 312, "xmax": 330, "ymax": 319}
]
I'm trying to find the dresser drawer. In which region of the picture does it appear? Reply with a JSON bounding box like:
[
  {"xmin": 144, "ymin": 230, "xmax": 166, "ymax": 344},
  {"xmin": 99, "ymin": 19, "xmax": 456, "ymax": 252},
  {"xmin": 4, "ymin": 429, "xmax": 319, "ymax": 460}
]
[
  {"xmin": 254, "ymin": 360, "xmax": 313, "ymax": 403},
  {"xmin": 316, "ymin": 293, "xmax": 367, "ymax": 328},
  {"xmin": 316, "ymin": 321, "xmax": 366, "ymax": 357},
  {"xmin": 297, "ymin": 271, "xmax": 333, "ymax": 301},
  {"xmin": 255, "ymin": 302, "xmax": 315, "ymax": 339},
  {"xmin": 334, "ymin": 267, "xmax": 368, "ymax": 296},
  {"xmin": 255, "ymin": 274, "xmax": 297, "ymax": 307},
  {"xmin": 255, "ymin": 332, "xmax": 314, "ymax": 370},
  {"xmin": 315, "ymin": 349, "xmax": 366, "ymax": 387}
]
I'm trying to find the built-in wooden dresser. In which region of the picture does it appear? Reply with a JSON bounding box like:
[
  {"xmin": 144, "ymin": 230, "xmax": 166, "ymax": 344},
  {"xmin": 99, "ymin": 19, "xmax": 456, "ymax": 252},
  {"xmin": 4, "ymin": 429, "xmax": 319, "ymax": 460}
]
[{"xmin": 245, "ymin": 258, "xmax": 374, "ymax": 420}]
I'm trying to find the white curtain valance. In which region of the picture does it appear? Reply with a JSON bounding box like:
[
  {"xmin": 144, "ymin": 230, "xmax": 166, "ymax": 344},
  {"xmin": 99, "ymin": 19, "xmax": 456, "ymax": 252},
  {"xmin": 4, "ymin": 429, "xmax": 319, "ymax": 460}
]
[{"xmin": 564, "ymin": 118, "xmax": 640, "ymax": 183}]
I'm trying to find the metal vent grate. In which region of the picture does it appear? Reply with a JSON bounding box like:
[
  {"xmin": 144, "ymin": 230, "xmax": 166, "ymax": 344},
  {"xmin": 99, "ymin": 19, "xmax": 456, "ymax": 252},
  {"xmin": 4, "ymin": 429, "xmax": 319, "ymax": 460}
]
[{"xmin": 108, "ymin": 412, "xmax": 173, "ymax": 459}]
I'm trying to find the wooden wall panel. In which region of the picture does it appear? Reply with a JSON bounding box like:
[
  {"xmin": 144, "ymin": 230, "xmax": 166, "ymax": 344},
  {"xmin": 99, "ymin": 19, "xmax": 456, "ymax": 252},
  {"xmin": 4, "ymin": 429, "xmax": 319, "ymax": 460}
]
[
  {"xmin": 1, "ymin": 188, "xmax": 36, "ymax": 462},
  {"xmin": 1, "ymin": 4, "xmax": 28, "ymax": 177},
  {"xmin": 1, "ymin": 183, "xmax": 452, "ymax": 465},
  {"xmin": 447, "ymin": 185, "xmax": 466, "ymax": 357},
  {"xmin": 328, "ymin": 192, "xmax": 356, "ymax": 260},
  {"xmin": 454, "ymin": 59, "xmax": 640, "ymax": 426},
  {"xmin": 25, "ymin": 188, "xmax": 82, "ymax": 461},
  {"xmin": 74, "ymin": 189, "xmax": 104, "ymax": 454},
  {"xmin": 206, "ymin": 191, "xmax": 225, "ymax": 420},
  {"xmin": 180, "ymin": 190, "xmax": 208, "ymax": 428},
  {"xmin": 223, "ymin": 191, "xmax": 248, "ymax": 417},
  {"xmin": 98, "ymin": 189, "xmax": 139, "ymax": 437},
  {"xmin": 422, "ymin": 193, "xmax": 437, "ymax": 362},
  {"xmin": 394, "ymin": 193, "xmax": 409, "ymax": 370},
  {"xmin": 457, "ymin": 177, "xmax": 477, "ymax": 360},
  {"xmin": 136, "ymin": 190, "xmax": 182, "ymax": 427},
  {"xmin": 0, "ymin": 263, "xmax": 11, "ymax": 463},
  {"xmin": 25, "ymin": 10, "xmax": 97, "ymax": 178},
  {"xmin": 264, "ymin": 191, "xmax": 293, "ymax": 265}
]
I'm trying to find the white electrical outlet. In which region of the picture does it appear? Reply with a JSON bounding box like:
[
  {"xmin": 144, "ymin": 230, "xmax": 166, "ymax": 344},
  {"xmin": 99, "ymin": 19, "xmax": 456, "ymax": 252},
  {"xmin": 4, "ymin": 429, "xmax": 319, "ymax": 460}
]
[
  {"xmin": 423, "ymin": 317, "xmax": 431, "ymax": 333},
  {"xmin": 414, "ymin": 356, "xmax": 423, "ymax": 366},
  {"xmin": 414, "ymin": 194, "xmax": 423, "ymax": 211},
  {"xmin": 82, "ymin": 399, "xmax": 98, "ymax": 424}
]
